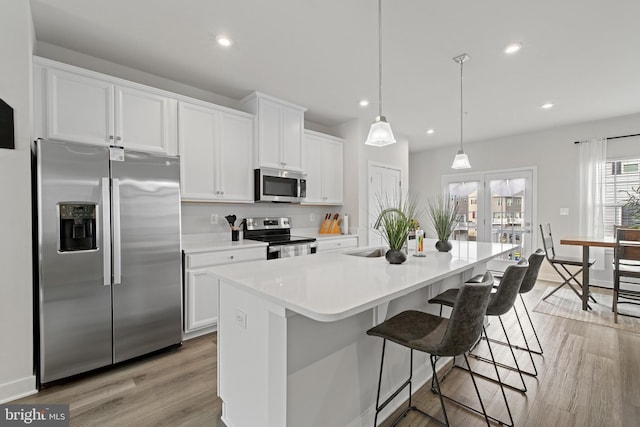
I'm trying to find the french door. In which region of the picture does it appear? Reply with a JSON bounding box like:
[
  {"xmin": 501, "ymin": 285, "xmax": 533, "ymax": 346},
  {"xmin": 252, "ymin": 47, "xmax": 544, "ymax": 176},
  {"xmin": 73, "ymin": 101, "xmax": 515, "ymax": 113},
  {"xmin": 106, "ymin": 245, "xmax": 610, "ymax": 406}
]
[{"xmin": 443, "ymin": 168, "xmax": 535, "ymax": 261}]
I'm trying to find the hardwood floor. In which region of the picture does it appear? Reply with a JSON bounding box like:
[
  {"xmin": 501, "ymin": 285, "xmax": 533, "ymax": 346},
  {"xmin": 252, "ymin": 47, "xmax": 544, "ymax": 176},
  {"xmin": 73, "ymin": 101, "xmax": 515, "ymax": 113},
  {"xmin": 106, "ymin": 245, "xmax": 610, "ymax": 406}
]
[{"xmin": 13, "ymin": 282, "xmax": 640, "ymax": 426}]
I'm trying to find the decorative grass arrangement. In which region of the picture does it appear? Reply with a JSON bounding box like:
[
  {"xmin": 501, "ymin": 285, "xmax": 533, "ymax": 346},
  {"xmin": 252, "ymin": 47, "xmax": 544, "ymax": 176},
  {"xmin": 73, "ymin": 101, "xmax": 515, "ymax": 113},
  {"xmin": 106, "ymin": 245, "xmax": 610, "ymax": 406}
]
[
  {"xmin": 374, "ymin": 192, "xmax": 420, "ymax": 251},
  {"xmin": 427, "ymin": 193, "xmax": 459, "ymax": 242}
]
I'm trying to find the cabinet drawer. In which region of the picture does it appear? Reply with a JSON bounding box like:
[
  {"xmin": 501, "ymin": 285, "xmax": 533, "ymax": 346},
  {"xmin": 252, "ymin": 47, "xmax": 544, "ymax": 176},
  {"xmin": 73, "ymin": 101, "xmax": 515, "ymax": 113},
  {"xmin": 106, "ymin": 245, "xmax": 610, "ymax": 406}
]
[
  {"xmin": 317, "ymin": 236, "xmax": 358, "ymax": 253},
  {"xmin": 186, "ymin": 246, "xmax": 266, "ymax": 268}
]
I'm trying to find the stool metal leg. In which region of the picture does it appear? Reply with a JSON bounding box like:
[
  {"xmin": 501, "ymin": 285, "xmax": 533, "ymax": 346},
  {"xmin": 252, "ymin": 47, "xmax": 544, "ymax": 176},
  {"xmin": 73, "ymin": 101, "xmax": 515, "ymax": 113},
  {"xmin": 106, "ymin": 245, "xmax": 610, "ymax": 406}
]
[
  {"xmin": 519, "ymin": 294, "xmax": 543, "ymax": 355},
  {"xmin": 480, "ymin": 306, "xmax": 538, "ymax": 378},
  {"xmin": 429, "ymin": 355, "xmax": 450, "ymax": 426},
  {"xmin": 373, "ymin": 341, "xmax": 444, "ymax": 427}
]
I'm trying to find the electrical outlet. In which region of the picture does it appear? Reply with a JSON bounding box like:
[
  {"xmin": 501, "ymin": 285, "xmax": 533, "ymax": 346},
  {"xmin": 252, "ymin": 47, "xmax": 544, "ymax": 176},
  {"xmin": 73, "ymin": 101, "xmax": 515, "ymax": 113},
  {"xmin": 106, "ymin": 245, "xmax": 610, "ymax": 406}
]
[
  {"xmin": 309, "ymin": 213, "xmax": 315, "ymax": 222},
  {"xmin": 560, "ymin": 208, "xmax": 569, "ymax": 216},
  {"xmin": 210, "ymin": 213, "xmax": 219, "ymax": 224},
  {"xmin": 235, "ymin": 309, "xmax": 247, "ymax": 329}
]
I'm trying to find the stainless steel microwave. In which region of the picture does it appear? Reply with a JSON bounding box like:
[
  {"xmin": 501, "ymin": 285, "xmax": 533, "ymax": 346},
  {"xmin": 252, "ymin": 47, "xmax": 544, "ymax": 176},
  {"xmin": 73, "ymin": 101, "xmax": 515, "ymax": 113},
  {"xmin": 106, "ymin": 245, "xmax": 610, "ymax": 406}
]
[{"xmin": 254, "ymin": 168, "xmax": 306, "ymax": 203}]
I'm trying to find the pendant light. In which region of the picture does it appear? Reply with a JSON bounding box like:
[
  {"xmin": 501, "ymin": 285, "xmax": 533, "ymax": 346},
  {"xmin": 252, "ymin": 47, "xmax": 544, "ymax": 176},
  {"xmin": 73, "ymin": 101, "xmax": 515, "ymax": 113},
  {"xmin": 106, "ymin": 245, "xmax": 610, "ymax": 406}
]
[
  {"xmin": 365, "ymin": 0, "xmax": 396, "ymax": 146},
  {"xmin": 451, "ymin": 53, "xmax": 471, "ymax": 169}
]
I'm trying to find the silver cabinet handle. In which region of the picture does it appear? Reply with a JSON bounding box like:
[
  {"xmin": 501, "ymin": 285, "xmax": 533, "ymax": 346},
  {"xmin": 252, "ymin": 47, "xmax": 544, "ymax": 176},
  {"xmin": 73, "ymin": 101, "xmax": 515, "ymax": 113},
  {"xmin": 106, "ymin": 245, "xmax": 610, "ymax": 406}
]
[
  {"xmin": 102, "ymin": 177, "xmax": 112, "ymax": 286},
  {"xmin": 112, "ymin": 178, "xmax": 122, "ymax": 285}
]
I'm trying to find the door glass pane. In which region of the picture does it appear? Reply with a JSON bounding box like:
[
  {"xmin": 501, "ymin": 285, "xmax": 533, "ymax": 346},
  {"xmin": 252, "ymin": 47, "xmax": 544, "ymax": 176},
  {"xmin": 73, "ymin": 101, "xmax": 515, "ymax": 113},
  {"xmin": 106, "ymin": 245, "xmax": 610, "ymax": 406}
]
[
  {"xmin": 489, "ymin": 178, "xmax": 526, "ymax": 260},
  {"xmin": 448, "ymin": 181, "xmax": 479, "ymax": 242}
]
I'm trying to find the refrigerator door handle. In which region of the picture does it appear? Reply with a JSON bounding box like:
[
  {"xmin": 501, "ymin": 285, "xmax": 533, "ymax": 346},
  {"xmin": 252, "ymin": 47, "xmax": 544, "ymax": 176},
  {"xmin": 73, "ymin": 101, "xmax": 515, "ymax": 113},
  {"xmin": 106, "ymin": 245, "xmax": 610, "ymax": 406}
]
[
  {"xmin": 102, "ymin": 177, "xmax": 112, "ymax": 286},
  {"xmin": 112, "ymin": 178, "xmax": 122, "ymax": 285}
]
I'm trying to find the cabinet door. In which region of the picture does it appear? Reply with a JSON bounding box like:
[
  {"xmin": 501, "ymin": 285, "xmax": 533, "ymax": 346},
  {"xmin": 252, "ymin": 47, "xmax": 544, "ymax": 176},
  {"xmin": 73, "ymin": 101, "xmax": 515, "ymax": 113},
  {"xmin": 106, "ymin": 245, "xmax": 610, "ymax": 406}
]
[
  {"xmin": 219, "ymin": 113, "xmax": 254, "ymax": 202},
  {"xmin": 282, "ymin": 106, "xmax": 304, "ymax": 171},
  {"xmin": 178, "ymin": 102, "xmax": 218, "ymax": 200},
  {"xmin": 46, "ymin": 68, "xmax": 114, "ymax": 145},
  {"xmin": 302, "ymin": 134, "xmax": 323, "ymax": 203},
  {"xmin": 116, "ymin": 85, "xmax": 173, "ymax": 154},
  {"xmin": 185, "ymin": 270, "xmax": 218, "ymax": 332},
  {"xmin": 257, "ymin": 98, "xmax": 282, "ymax": 169},
  {"xmin": 323, "ymin": 139, "xmax": 344, "ymax": 204}
]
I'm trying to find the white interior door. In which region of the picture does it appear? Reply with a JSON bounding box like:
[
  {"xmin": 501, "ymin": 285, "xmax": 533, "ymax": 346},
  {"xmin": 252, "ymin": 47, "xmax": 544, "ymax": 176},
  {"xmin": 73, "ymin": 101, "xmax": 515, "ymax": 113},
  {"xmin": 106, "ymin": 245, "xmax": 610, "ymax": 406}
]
[
  {"xmin": 368, "ymin": 164, "xmax": 402, "ymax": 246},
  {"xmin": 444, "ymin": 168, "xmax": 535, "ymax": 261}
]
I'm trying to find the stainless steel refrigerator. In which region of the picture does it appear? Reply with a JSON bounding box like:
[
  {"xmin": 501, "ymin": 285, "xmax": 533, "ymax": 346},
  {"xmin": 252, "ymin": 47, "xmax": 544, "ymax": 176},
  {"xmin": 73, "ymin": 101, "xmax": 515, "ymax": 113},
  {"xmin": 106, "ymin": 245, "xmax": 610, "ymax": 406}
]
[{"xmin": 34, "ymin": 139, "xmax": 182, "ymax": 385}]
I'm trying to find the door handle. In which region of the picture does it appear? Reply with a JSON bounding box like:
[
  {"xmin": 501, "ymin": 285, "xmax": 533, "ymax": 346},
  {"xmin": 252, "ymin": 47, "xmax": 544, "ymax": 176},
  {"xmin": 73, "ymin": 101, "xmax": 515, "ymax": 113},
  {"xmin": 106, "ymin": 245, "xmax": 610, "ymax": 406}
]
[
  {"xmin": 102, "ymin": 177, "xmax": 111, "ymax": 286},
  {"xmin": 112, "ymin": 178, "xmax": 122, "ymax": 285}
]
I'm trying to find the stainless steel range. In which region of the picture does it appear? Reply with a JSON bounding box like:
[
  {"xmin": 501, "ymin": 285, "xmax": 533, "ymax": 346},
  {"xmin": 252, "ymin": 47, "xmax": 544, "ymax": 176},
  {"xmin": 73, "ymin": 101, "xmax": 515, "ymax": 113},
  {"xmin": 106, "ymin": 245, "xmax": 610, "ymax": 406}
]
[{"xmin": 243, "ymin": 217, "xmax": 317, "ymax": 259}]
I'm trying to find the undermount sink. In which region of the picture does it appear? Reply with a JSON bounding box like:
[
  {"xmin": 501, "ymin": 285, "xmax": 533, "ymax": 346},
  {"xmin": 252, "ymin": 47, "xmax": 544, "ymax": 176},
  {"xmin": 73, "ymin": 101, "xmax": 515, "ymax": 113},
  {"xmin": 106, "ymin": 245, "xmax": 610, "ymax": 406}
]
[{"xmin": 345, "ymin": 248, "xmax": 386, "ymax": 258}]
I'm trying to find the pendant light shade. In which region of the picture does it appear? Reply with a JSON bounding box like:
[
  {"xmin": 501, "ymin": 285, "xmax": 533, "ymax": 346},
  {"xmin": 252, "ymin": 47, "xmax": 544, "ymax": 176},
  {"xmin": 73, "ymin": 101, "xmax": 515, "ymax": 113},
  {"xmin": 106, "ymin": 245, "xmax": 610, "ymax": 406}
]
[
  {"xmin": 451, "ymin": 53, "xmax": 471, "ymax": 169},
  {"xmin": 452, "ymin": 149, "xmax": 471, "ymax": 169},
  {"xmin": 365, "ymin": 0, "xmax": 396, "ymax": 147},
  {"xmin": 366, "ymin": 115, "xmax": 396, "ymax": 147}
]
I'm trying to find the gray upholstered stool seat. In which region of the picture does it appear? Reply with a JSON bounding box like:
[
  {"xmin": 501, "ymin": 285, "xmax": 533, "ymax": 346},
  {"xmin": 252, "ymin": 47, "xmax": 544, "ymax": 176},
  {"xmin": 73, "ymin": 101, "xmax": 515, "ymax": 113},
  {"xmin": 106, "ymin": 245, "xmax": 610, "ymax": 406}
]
[
  {"xmin": 366, "ymin": 275, "xmax": 494, "ymax": 427},
  {"xmin": 427, "ymin": 289, "xmax": 458, "ymax": 308}
]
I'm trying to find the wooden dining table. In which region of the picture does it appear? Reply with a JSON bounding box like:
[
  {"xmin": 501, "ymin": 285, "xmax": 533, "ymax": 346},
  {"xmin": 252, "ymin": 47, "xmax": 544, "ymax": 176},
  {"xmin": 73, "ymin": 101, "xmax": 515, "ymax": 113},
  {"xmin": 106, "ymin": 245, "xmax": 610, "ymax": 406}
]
[{"xmin": 560, "ymin": 235, "xmax": 616, "ymax": 310}]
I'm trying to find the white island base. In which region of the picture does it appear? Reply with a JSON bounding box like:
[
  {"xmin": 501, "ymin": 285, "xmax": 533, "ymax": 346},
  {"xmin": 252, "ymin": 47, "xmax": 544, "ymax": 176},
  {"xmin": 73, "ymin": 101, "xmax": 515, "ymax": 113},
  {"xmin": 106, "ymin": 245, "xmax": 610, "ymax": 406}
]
[{"xmin": 212, "ymin": 241, "xmax": 515, "ymax": 427}]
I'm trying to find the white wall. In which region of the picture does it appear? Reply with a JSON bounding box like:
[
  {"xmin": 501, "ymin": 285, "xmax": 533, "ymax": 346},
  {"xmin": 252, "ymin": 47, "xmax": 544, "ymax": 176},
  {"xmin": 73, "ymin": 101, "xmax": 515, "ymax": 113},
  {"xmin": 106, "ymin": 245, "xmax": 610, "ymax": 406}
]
[
  {"xmin": 0, "ymin": 0, "xmax": 36, "ymax": 403},
  {"xmin": 410, "ymin": 112, "xmax": 640, "ymax": 283},
  {"xmin": 334, "ymin": 119, "xmax": 409, "ymax": 246}
]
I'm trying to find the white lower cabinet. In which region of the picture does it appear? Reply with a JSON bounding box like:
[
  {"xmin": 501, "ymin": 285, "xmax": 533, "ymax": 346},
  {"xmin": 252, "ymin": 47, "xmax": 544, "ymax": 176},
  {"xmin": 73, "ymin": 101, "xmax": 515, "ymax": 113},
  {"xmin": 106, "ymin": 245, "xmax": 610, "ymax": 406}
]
[
  {"xmin": 316, "ymin": 236, "xmax": 359, "ymax": 253},
  {"xmin": 183, "ymin": 246, "xmax": 266, "ymax": 338}
]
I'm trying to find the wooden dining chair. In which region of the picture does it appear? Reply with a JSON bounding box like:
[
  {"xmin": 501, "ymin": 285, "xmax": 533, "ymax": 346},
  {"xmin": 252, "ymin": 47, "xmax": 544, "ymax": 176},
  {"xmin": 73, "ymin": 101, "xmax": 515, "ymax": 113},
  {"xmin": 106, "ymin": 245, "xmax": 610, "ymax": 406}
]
[
  {"xmin": 539, "ymin": 223, "xmax": 597, "ymax": 306},
  {"xmin": 613, "ymin": 228, "xmax": 640, "ymax": 323}
]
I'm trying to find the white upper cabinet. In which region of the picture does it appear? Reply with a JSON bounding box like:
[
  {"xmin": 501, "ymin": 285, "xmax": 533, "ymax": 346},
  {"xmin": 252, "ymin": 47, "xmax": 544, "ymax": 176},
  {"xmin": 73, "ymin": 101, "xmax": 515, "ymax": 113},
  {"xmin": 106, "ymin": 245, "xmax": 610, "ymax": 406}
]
[
  {"xmin": 34, "ymin": 58, "xmax": 177, "ymax": 155},
  {"xmin": 241, "ymin": 92, "xmax": 306, "ymax": 172},
  {"xmin": 44, "ymin": 67, "xmax": 114, "ymax": 146},
  {"xmin": 302, "ymin": 130, "xmax": 344, "ymax": 205},
  {"xmin": 178, "ymin": 101, "xmax": 253, "ymax": 202},
  {"xmin": 116, "ymin": 85, "xmax": 174, "ymax": 154}
]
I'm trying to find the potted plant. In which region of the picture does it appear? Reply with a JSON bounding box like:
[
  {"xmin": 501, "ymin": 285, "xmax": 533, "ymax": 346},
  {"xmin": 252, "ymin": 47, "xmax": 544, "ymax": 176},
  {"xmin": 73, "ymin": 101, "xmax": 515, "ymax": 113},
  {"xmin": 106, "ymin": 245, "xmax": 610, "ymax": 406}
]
[
  {"xmin": 374, "ymin": 193, "xmax": 420, "ymax": 264},
  {"xmin": 427, "ymin": 194, "xmax": 460, "ymax": 252},
  {"xmin": 623, "ymin": 186, "xmax": 640, "ymax": 227}
]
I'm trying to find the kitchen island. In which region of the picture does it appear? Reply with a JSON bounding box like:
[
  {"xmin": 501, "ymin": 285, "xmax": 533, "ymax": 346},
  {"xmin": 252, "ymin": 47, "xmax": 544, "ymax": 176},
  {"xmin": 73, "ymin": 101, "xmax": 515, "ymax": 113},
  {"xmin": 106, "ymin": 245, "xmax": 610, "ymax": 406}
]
[{"xmin": 209, "ymin": 240, "xmax": 515, "ymax": 427}]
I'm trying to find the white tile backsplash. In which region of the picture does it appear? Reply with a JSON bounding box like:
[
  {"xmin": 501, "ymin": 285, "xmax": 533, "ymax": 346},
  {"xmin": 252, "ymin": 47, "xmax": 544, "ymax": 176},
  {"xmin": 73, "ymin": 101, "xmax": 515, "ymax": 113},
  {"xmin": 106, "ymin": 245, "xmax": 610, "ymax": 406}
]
[{"xmin": 181, "ymin": 202, "xmax": 345, "ymax": 237}]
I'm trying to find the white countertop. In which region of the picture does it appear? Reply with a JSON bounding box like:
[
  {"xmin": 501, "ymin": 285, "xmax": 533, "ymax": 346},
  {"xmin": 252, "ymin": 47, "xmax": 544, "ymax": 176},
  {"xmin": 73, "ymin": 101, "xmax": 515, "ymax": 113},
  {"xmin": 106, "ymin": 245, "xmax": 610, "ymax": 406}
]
[
  {"xmin": 182, "ymin": 238, "xmax": 267, "ymax": 254},
  {"xmin": 208, "ymin": 240, "xmax": 516, "ymax": 322},
  {"xmin": 181, "ymin": 230, "xmax": 353, "ymax": 254}
]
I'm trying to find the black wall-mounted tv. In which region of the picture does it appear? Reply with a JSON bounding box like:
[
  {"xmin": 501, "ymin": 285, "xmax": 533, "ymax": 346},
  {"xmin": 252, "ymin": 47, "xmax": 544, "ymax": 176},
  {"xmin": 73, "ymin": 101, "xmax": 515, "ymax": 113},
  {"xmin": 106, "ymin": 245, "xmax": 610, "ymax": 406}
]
[{"xmin": 0, "ymin": 98, "xmax": 15, "ymax": 150}]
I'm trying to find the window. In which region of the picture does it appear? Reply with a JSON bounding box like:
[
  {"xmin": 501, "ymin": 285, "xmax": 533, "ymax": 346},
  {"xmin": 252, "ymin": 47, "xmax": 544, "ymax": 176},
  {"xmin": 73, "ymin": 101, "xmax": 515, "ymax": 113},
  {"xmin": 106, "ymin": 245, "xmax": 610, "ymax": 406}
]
[{"xmin": 604, "ymin": 158, "xmax": 640, "ymax": 237}]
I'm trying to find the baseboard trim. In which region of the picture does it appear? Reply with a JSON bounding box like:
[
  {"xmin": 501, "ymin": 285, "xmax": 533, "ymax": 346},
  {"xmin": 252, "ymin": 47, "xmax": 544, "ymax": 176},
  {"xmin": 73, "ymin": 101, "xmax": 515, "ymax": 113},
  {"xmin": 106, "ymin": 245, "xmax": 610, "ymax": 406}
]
[{"xmin": 0, "ymin": 375, "xmax": 37, "ymax": 404}]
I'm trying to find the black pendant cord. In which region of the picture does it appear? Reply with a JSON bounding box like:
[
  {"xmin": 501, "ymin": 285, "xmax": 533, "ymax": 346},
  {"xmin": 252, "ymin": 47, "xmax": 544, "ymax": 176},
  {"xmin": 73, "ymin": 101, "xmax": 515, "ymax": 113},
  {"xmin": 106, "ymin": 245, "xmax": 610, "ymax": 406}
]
[{"xmin": 573, "ymin": 133, "xmax": 640, "ymax": 144}]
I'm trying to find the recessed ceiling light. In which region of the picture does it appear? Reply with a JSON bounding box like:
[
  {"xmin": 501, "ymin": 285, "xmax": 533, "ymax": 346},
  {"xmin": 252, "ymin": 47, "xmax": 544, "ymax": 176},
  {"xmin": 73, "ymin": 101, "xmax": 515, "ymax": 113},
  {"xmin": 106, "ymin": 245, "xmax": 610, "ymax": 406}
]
[
  {"xmin": 359, "ymin": 99, "xmax": 369, "ymax": 107},
  {"xmin": 426, "ymin": 129, "xmax": 435, "ymax": 134},
  {"xmin": 216, "ymin": 35, "xmax": 233, "ymax": 47},
  {"xmin": 541, "ymin": 102, "xmax": 554, "ymax": 109},
  {"xmin": 504, "ymin": 43, "xmax": 522, "ymax": 55}
]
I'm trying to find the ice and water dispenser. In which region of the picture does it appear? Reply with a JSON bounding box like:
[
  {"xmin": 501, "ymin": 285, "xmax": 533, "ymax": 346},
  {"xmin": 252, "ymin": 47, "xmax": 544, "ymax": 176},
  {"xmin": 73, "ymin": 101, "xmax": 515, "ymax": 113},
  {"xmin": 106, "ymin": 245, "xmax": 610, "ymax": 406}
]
[{"xmin": 58, "ymin": 203, "xmax": 97, "ymax": 252}]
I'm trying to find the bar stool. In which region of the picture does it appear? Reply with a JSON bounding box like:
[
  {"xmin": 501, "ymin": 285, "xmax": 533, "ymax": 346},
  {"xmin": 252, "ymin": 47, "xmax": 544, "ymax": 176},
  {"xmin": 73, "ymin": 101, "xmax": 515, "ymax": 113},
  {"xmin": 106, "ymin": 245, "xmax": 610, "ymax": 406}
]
[
  {"xmin": 470, "ymin": 250, "xmax": 546, "ymax": 372},
  {"xmin": 429, "ymin": 261, "xmax": 529, "ymax": 426},
  {"xmin": 366, "ymin": 274, "xmax": 494, "ymax": 427}
]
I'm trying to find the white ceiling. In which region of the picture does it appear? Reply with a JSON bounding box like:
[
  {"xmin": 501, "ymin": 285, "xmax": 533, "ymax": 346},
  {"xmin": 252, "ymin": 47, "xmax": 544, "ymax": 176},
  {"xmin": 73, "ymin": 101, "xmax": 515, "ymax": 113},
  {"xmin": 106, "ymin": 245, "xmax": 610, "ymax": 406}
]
[{"xmin": 30, "ymin": 0, "xmax": 640, "ymax": 152}]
